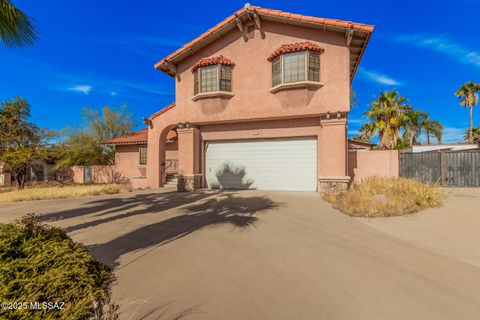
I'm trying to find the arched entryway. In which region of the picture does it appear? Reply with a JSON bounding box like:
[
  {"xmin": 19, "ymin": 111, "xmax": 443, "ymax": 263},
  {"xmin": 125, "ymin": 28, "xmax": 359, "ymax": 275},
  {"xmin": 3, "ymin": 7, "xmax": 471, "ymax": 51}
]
[{"xmin": 157, "ymin": 125, "xmax": 178, "ymax": 187}]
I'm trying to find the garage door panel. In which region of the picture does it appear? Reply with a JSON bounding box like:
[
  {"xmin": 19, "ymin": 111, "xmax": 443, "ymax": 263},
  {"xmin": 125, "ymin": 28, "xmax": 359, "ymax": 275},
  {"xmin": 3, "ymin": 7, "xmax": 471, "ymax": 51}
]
[{"xmin": 205, "ymin": 138, "xmax": 317, "ymax": 191}]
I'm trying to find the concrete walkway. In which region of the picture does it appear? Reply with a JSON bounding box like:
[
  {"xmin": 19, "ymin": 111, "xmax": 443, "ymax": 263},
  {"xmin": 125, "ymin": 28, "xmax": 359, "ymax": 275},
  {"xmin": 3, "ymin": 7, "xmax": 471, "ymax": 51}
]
[{"xmin": 1, "ymin": 189, "xmax": 480, "ymax": 319}]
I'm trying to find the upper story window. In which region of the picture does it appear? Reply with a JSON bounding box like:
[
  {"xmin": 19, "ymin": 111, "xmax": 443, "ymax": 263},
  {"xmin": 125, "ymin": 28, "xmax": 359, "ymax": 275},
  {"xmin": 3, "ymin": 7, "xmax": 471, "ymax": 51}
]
[
  {"xmin": 269, "ymin": 42, "xmax": 324, "ymax": 90},
  {"xmin": 192, "ymin": 55, "xmax": 234, "ymax": 97}
]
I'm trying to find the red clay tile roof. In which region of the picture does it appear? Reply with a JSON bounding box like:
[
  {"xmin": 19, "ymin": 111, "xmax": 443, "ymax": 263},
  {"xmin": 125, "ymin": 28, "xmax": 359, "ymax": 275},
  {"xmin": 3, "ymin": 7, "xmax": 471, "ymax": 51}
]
[
  {"xmin": 103, "ymin": 128, "xmax": 177, "ymax": 145},
  {"xmin": 149, "ymin": 102, "xmax": 176, "ymax": 120},
  {"xmin": 348, "ymin": 139, "xmax": 375, "ymax": 146},
  {"xmin": 154, "ymin": 5, "xmax": 374, "ymax": 81},
  {"xmin": 166, "ymin": 130, "xmax": 177, "ymax": 140},
  {"xmin": 267, "ymin": 41, "xmax": 324, "ymax": 61},
  {"xmin": 103, "ymin": 128, "xmax": 148, "ymax": 145},
  {"xmin": 192, "ymin": 55, "xmax": 235, "ymax": 72}
]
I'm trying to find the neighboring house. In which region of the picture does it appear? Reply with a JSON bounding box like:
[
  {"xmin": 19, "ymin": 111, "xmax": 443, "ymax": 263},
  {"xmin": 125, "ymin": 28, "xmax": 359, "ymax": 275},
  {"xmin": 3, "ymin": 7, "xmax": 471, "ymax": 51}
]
[
  {"xmin": 348, "ymin": 139, "xmax": 375, "ymax": 150},
  {"xmin": 401, "ymin": 144, "xmax": 480, "ymax": 153},
  {"xmin": 105, "ymin": 5, "xmax": 374, "ymax": 192},
  {"xmin": 0, "ymin": 159, "xmax": 57, "ymax": 187}
]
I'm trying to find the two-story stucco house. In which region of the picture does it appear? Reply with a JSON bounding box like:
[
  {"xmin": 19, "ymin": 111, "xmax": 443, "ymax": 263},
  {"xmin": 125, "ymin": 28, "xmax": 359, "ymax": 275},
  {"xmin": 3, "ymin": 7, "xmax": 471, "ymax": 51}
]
[{"xmin": 104, "ymin": 4, "xmax": 374, "ymax": 192}]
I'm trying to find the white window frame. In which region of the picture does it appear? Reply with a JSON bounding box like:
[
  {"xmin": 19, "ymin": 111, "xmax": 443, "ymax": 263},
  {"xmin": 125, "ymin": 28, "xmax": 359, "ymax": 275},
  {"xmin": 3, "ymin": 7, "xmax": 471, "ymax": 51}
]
[
  {"xmin": 272, "ymin": 50, "xmax": 321, "ymax": 87},
  {"xmin": 194, "ymin": 64, "xmax": 233, "ymax": 95}
]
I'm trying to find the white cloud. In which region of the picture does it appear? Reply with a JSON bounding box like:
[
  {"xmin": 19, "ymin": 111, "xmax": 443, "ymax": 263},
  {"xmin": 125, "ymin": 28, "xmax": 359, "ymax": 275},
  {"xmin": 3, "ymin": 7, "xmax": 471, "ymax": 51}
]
[
  {"xmin": 348, "ymin": 129, "xmax": 360, "ymax": 136},
  {"xmin": 441, "ymin": 127, "xmax": 466, "ymax": 144},
  {"xmin": 110, "ymin": 91, "xmax": 117, "ymax": 96},
  {"xmin": 390, "ymin": 34, "xmax": 480, "ymax": 68},
  {"xmin": 1, "ymin": 51, "xmax": 174, "ymax": 99},
  {"xmin": 68, "ymin": 84, "xmax": 92, "ymax": 95},
  {"xmin": 348, "ymin": 118, "xmax": 366, "ymax": 125},
  {"xmin": 358, "ymin": 68, "xmax": 401, "ymax": 86}
]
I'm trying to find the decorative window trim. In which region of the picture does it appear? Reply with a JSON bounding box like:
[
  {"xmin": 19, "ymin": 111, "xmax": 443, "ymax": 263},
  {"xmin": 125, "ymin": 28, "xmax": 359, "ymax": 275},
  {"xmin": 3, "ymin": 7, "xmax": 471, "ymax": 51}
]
[
  {"xmin": 268, "ymin": 41, "xmax": 324, "ymax": 62},
  {"xmin": 270, "ymin": 80, "xmax": 324, "ymax": 93},
  {"xmin": 192, "ymin": 91, "xmax": 234, "ymax": 101},
  {"xmin": 191, "ymin": 55, "xmax": 234, "ymax": 72},
  {"xmin": 270, "ymin": 50, "xmax": 322, "ymax": 89},
  {"xmin": 269, "ymin": 42, "xmax": 323, "ymax": 92}
]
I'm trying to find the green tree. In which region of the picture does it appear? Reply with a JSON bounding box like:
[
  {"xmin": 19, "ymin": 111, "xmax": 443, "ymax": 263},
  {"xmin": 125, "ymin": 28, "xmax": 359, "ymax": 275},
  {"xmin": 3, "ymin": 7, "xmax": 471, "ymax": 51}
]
[
  {"xmin": 0, "ymin": 0, "xmax": 38, "ymax": 47},
  {"xmin": 455, "ymin": 81, "xmax": 480, "ymax": 143},
  {"xmin": 57, "ymin": 105, "xmax": 135, "ymax": 167},
  {"xmin": 350, "ymin": 88, "xmax": 358, "ymax": 109},
  {"xmin": 0, "ymin": 97, "xmax": 54, "ymax": 188},
  {"xmin": 463, "ymin": 127, "xmax": 480, "ymax": 143},
  {"xmin": 364, "ymin": 90, "xmax": 411, "ymax": 149},
  {"xmin": 353, "ymin": 122, "xmax": 376, "ymax": 142},
  {"xmin": 401, "ymin": 109, "xmax": 426, "ymax": 147},
  {"xmin": 421, "ymin": 116, "xmax": 443, "ymax": 145}
]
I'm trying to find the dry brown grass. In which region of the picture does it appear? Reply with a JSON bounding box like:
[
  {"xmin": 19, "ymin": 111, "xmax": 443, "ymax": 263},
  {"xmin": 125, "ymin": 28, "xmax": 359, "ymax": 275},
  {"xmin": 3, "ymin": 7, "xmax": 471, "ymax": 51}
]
[
  {"xmin": 322, "ymin": 177, "xmax": 445, "ymax": 217},
  {"xmin": 0, "ymin": 184, "xmax": 132, "ymax": 203}
]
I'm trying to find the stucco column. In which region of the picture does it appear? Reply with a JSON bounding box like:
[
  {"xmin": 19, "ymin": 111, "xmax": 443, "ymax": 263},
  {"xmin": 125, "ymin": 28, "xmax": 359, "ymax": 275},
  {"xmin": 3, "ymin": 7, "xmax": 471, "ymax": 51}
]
[
  {"xmin": 177, "ymin": 125, "xmax": 202, "ymax": 192},
  {"xmin": 318, "ymin": 114, "xmax": 350, "ymax": 191},
  {"xmin": 145, "ymin": 129, "xmax": 162, "ymax": 188}
]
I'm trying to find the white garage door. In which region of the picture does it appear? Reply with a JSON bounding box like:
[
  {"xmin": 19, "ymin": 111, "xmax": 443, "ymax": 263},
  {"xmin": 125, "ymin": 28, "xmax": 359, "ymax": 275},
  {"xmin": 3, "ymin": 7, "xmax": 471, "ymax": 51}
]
[{"xmin": 205, "ymin": 138, "xmax": 317, "ymax": 191}]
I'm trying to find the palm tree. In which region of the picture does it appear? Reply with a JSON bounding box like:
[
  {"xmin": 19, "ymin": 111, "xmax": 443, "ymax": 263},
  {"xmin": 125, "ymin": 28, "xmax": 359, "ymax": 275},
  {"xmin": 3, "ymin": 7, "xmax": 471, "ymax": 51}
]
[
  {"xmin": 355, "ymin": 122, "xmax": 376, "ymax": 142},
  {"xmin": 455, "ymin": 81, "xmax": 480, "ymax": 143},
  {"xmin": 463, "ymin": 127, "xmax": 480, "ymax": 143},
  {"xmin": 402, "ymin": 109, "xmax": 425, "ymax": 146},
  {"xmin": 423, "ymin": 119, "xmax": 443, "ymax": 145},
  {"xmin": 364, "ymin": 90, "xmax": 411, "ymax": 149},
  {"xmin": 0, "ymin": 0, "xmax": 38, "ymax": 47},
  {"xmin": 350, "ymin": 88, "xmax": 358, "ymax": 109}
]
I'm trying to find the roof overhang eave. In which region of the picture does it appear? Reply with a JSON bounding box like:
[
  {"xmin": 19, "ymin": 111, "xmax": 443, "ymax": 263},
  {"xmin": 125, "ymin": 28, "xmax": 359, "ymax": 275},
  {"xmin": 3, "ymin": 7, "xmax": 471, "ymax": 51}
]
[
  {"xmin": 349, "ymin": 30, "xmax": 373, "ymax": 83},
  {"xmin": 154, "ymin": 9, "xmax": 374, "ymax": 80},
  {"xmin": 154, "ymin": 11, "xmax": 244, "ymax": 74},
  {"xmin": 102, "ymin": 141, "xmax": 148, "ymax": 146}
]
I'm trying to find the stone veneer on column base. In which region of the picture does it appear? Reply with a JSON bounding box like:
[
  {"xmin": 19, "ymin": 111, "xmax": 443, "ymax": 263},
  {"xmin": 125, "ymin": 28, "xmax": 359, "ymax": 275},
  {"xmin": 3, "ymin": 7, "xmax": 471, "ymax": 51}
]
[
  {"xmin": 177, "ymin": 174, "xmax": 203, "ymax": 192},
  {"xmin": 318, "ymin": 176, "xmax": 351, "ymax": 192}
]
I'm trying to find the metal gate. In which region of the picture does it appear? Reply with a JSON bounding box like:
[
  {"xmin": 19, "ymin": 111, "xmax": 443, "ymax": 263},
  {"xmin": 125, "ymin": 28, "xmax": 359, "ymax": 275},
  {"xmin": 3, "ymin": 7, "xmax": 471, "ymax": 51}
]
[
  {"xmin": 84, "ymin": 165, "xmax": 92, "ymax": 184},
  {"xmin": 400, "ymin": 151, "xmax": 480, "ymax": 187}
]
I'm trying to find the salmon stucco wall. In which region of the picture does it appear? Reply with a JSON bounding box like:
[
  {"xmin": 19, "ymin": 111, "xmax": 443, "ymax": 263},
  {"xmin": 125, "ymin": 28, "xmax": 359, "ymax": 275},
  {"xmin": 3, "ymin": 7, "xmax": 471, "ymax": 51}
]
[
  {"xmin": 69, "ymin": 165, "xmax": 122, "ymax": 184},
  {"xmin": 115, "ymin": 145, "xmax": 147, "ymax": 178},
  {"xmin": 146, "ymin": 20, "xmax": 351, "ymax": 189},
  {"xmin": 319, "ymin": 118, "xmax": 348, "ymax": 178},
  {"xmin": 173, "ymin": 20, "xmax": 350, "ymax": 125},
  {"xmin": 348, "ymin": 150, "xmax": 399, "ymax": 182},
  {"xmin": 166, "ymin": 141, "xmax": 178, "ymax": 161},
  {"xmin": 70, "ymin": 166, "xmax": 84, "ymax": 183}
]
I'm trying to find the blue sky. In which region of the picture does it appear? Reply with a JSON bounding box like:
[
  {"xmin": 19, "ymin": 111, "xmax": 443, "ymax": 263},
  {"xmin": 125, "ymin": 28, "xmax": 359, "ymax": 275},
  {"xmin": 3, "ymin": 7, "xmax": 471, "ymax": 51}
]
[{"xmin": 1, "ymin": 0, "xmax": 479, "ymax": 143}]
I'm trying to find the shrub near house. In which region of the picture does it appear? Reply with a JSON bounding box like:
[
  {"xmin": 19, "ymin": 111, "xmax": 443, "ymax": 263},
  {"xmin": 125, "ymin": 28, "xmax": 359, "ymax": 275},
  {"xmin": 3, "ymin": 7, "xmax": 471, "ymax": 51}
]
[
  {"xmin": 323, "ymin": 177, "xmax": 444, "ymax": 217},
  {"xmin": 0, "ymin": 215, "xmax": 114, "ymax": 320}
]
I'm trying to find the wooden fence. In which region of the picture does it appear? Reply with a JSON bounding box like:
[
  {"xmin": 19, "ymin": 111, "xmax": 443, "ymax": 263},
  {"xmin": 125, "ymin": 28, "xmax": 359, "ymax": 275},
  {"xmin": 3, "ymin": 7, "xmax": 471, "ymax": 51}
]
[{"xmin": 400, "ymin": 151, "xmax": 480, "ymax": 187}]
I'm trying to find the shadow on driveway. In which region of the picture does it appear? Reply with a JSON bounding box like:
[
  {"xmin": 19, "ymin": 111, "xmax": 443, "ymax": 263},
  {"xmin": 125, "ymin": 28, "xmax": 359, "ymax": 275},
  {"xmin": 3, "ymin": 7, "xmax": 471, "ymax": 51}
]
[
  {"xmin": 38, "ymin": 191, "xmax": 206, "ymax": 227},
  {"xmin": 39, "ymin": 190, "xmax": 280, "ymax": 268}
]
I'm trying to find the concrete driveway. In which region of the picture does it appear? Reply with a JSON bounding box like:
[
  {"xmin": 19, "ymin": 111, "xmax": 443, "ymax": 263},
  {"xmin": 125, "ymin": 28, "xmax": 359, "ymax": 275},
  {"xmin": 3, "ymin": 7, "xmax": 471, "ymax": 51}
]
[
  {"xmin": 1, "ymin": 188, "xmax": 480, "ymax": 319},
  {"xmin": 359, "ymin": 188, "xmax": 480, "ymax": 267}
]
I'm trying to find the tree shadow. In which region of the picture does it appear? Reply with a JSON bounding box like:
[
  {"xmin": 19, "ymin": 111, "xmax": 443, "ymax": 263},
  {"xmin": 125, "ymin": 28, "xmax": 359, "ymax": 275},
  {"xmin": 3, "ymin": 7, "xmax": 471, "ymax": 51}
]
[
  {"xmin": 38, "ymin": 191, "xmax": 211, "ymax": 230},
  {"xmin": 87, "ymin": 192, "xmax": 279, "ymax": 268},
  {"xmin": 209, "ymin": 163, "xmax": 255, "ymax": 190}
]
